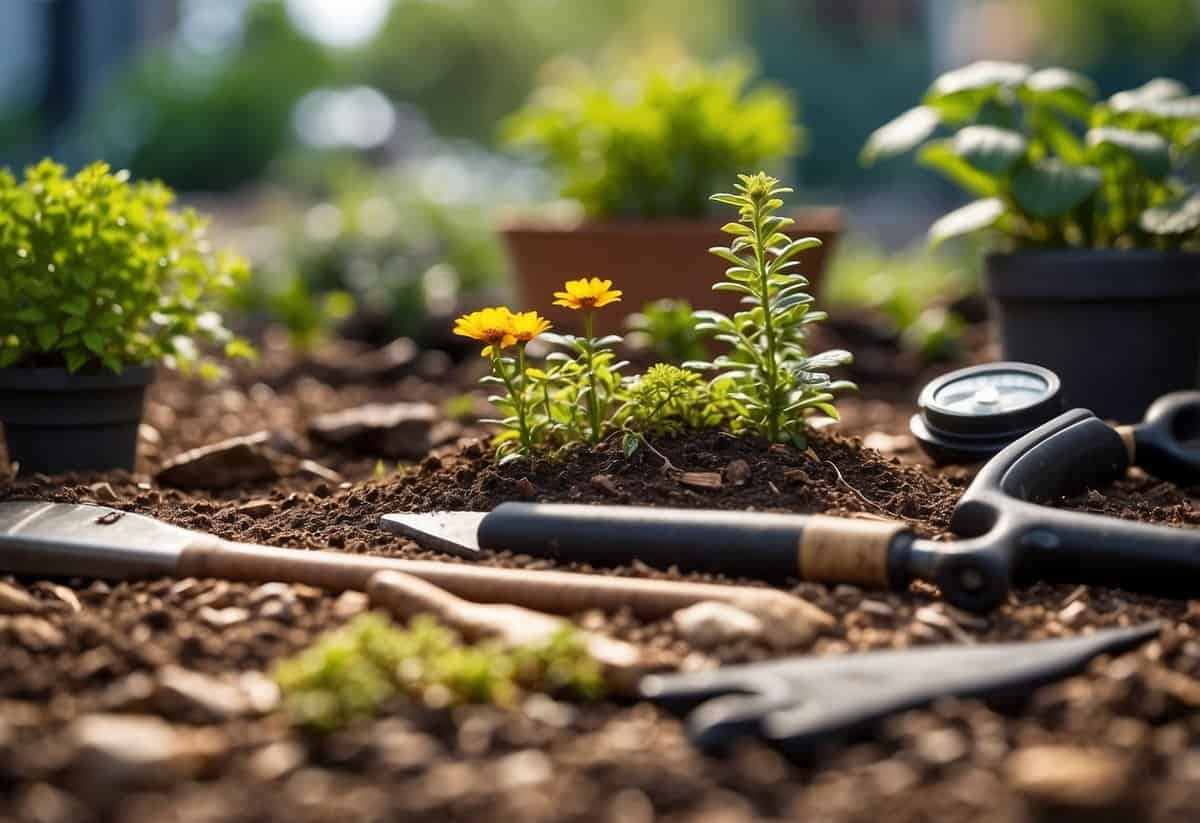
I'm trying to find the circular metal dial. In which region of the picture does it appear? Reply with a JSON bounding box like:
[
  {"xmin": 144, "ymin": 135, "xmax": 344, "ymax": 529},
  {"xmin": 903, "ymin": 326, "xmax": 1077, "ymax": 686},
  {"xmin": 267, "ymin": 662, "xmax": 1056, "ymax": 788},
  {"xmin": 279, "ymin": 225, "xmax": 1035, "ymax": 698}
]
[{"xmin": 911, "ymin": 362, "xmax": 1064, "ymax": 463}]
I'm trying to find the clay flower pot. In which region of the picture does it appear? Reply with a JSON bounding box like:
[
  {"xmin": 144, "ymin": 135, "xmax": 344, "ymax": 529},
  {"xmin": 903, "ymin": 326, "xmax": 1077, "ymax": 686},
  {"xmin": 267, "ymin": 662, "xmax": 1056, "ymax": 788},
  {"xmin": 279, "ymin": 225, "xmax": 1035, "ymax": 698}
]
[
  {"xmin": 985, "ymin": 251, "xmax": 1200, "ymax": 422},
  {"xmin": 502, "ymin": 209, "xmax": 844, "ymax": 331}
]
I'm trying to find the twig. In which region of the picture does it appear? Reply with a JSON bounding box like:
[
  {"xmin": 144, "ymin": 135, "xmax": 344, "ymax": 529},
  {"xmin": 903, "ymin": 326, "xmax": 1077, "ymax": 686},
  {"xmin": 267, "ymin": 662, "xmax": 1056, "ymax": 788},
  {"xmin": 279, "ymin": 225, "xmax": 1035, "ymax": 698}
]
[{"xmin": 823, "ymin": 458, "xmax": 923, "ymax": 526}]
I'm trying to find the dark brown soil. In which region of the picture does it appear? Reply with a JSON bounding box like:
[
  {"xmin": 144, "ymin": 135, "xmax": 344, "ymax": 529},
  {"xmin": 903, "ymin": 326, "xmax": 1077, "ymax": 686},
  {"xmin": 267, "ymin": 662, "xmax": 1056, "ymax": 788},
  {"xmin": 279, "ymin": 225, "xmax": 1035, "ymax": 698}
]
[{"xmin": 3, "ymin": 344, "xmax": 1200, "ymax": 823}]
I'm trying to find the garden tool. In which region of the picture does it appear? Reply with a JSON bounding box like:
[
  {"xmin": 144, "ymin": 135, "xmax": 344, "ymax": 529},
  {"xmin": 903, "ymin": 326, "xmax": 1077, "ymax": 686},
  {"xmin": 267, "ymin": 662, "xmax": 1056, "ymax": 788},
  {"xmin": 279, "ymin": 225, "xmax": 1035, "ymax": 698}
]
[
  {"xmin": 383, "ymin": 389, "xmax": 1200, "ymax": 613},
  {"xmin": 640, "ymin": 622, "xmax": 1158, "ymax": 757},
  {"xmin": 911, "ymin": 361, "xmax": 1200, "ymax": 486},
  {"xmin": 0, "ymin": 500, "xmax": 825, "ymax": 624}
]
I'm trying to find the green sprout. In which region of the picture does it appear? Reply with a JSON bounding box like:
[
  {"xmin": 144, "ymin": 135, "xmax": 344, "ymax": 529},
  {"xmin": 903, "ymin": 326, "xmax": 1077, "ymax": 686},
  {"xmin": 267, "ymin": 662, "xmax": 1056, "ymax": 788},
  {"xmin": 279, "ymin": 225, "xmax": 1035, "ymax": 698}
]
[
  {"xmin": 689, "ymin": 172, "xmax": 854, "ymax": 447},
  {"xmin": 273, "ymin": 613, "xmax": 605, "ymax": 733}
]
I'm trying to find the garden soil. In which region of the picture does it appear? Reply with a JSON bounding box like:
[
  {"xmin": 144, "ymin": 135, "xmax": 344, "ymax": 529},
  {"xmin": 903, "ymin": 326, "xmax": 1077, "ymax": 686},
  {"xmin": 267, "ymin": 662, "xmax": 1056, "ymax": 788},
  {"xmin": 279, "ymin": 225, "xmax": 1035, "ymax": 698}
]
[{"xmin": 2, "ymin": 337, "xmax": 1200, "ymax": 823}]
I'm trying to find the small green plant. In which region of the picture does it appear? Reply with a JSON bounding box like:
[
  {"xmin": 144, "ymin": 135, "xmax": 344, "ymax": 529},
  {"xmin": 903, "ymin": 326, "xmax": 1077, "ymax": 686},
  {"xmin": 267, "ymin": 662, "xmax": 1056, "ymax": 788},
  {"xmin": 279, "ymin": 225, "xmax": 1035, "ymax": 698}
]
[
  {"xmin": 454, "ymin": 307, "xmax": 553, "ymax": 462},
  {"xmin": 614, "ymin": 363, "xmax": 737, "ymax": 448},
  {"xmin": 861, "ymin": 63, "xmax": 1200, "ymax": 249},
  {"xmin": 504, "ymin": 51, "xmax": 801, "ymax": 218},
  {"xmin": 0, "ymin": 160, "xmax": 253, "ymax": 375},
  {"xmin": 625, "ymin": 299, "xmax": 710, "ymax": 364},
  {"xmin": 273, "ymin": 613, "xmax": 604, "ymax": 732},
  {"xmin": 690, "ymin": 172, "xmax": 854, "ymax": 446}
]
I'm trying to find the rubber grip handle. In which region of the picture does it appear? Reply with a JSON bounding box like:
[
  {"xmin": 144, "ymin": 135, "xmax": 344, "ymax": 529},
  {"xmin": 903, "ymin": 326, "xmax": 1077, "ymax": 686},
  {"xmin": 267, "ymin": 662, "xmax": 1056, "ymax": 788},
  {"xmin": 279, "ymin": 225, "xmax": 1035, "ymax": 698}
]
[{"xmin": 478, "ymin": 503, "xmax": 908, "ymax": 587}]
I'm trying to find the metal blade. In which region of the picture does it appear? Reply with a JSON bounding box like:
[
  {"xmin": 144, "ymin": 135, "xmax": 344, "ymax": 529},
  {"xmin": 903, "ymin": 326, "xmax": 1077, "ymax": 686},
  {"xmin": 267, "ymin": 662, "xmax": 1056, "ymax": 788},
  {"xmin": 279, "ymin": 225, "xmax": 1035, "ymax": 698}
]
[
  {"xmin": 378, "ymin": 511, "xmax": 486, "ymax": 558},
  {"xmin": 0, "ymin": 500, "xmax": 193, "ymax": 579}
]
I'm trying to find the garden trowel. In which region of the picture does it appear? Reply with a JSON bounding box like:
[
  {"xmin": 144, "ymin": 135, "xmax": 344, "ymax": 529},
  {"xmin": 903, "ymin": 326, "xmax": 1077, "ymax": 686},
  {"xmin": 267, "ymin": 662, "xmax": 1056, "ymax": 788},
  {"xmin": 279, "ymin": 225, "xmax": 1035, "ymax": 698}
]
[{"xmin": 640, "ymin": 622, "xmax": 1158, "ymax": 757}]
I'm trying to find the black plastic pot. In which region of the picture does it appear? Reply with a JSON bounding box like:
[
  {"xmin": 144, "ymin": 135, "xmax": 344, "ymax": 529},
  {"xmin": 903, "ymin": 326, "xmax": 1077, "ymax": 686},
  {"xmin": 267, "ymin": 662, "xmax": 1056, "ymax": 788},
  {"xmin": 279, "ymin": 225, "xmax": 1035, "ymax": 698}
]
[
  {"xmin": 0, "ymin": 366, "xmax": 155, "ymax": 475},
  {"xmin": 986, "ymin": 251, "xmax": 1200, "ymax": 422}
]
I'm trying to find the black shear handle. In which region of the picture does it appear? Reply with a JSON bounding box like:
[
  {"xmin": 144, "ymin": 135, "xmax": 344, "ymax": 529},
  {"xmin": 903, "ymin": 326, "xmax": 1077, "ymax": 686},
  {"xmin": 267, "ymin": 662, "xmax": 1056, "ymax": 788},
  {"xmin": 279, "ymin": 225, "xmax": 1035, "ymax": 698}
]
[{"xmin": 1121, "ymin": 391, "xmax": 1200, "ymax": 487}]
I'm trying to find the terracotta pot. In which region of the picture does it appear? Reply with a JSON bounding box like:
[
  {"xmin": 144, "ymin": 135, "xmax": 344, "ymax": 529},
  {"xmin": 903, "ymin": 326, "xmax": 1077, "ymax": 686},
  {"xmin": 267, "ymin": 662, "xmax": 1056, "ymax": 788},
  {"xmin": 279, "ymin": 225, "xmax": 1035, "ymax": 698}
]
[{"xmin": 502, "ymin": 209, "xmax": 843, "ymax": 331}]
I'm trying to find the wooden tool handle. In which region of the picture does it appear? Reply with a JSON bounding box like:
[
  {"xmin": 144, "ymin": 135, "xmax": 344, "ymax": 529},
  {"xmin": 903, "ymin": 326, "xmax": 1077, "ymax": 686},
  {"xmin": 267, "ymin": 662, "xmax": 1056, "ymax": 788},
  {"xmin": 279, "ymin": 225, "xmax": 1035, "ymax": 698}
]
[{"xmin": 177, "ymin": 537, "xmax": 822, "ymax": 621}]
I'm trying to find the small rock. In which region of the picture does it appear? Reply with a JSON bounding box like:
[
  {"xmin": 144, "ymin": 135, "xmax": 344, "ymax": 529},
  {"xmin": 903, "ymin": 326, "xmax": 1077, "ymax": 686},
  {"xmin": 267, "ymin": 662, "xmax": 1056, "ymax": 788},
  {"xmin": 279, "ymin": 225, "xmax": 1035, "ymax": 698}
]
[
  {"xmin": 155, "ymin": 666, "xmax": 250, "ymax": 722},
  {"xmin": 156, "ymin": 432, "xmax": 285, "ymax": 489},
  {"xmin": 68, "ymin": 714, "xmax": 225, "ymax": 787},
  {"xmin": 862, "ymin": 432, "xmax": 915, "ymax": 454},
  {"xmin": 88, "ymin": 482, "xmax": 119, "ymax": 503},
  {"xmin": 859, "ymin": 599, "xmax": 896, "ymax": 620},
  {"xmin": 914, "ymin": 728, "xmax": 969, "ymax": 767},
  {"xmin": 50, "ymin": 584, "xmax": 83, "ymax": 613},
  {"xmin": 515, "ymin": 477, "xmax": 536, "ymax": 499},
  {"xmin": 1007, "ymin": 745, "xmax": 1137, "ymax": 817},
  {"xmin": 723, "ymin": 459, "xmax": 752, "ymax": 485},
  {"xmin": 9, "ymin": 616, "xmax": 65, "ymax": 651},
  {"xmin": 237, "ymin": 671, "xmax": 281, "ymax": 714},
  {"xmin": 248, "ymin": 582, "xmax": 295, "ymax": 605},
  {"xmin": 590, "ymin": 474, "xmax": 620, "ymax": 496},
  {"xmin": 0, "ymin": 582, "xmax": 39, "ymax": 614},
  {"xmin": 679, "ymin": 471, "xmax": 722, "ymax": 490},
  {"xmin": 333, "ymin": 590, "xmax": 369, "ymax": 620},
  {"xmin": 138, "ymin": 423, "xmax": 162, "ymax": 446},
  {"xmin": 248, "ymin": 741, "xmax": 306, "ymax": 782},
  {"xmin": 198, "ymin": 606, "xmax": 251, "ymax": 627},
  {"xmin": 914, "ymin": 606, "xmax": 974, "ymax": 643},
  {"xmin": 735, "ymin": 594, "xmax": 834, "ymax": 650},
  {"xmin": 308, "ymin": 402, "xmax": 442, "ymax": 460},
  {"xmin": 673, "ymin": 602, "xmax": 764, "ymax": 649},
  {"xmin": 494, "ymin": 749, "xmax": 552, "ymax": 789},
  {"xmin": 238, "ymin": 499, "xmax": 276, "ymax": 518}
]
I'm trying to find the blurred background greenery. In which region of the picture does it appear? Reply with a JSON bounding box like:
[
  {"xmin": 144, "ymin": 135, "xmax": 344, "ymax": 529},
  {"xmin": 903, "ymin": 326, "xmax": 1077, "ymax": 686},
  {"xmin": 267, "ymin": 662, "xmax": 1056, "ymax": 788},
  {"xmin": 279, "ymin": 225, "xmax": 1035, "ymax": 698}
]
[{"xmin": 3, "ymin": 0, "xmax": 1198, "ymax": 361}]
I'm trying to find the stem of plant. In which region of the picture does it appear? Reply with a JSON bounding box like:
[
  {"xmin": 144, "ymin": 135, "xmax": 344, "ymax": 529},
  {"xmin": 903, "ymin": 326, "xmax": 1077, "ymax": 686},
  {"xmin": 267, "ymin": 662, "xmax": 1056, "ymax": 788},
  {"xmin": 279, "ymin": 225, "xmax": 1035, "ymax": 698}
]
[
  {"xmin": 750, "ymin": 198, "xmax": 781, "ymax": 442},
  {"xmin": 496, "ymin": 348, "xmax": 533, "ymax": 454},
  {"xmin": 583, "ymin": 310, "xmax": 602, "ymax": 444}
]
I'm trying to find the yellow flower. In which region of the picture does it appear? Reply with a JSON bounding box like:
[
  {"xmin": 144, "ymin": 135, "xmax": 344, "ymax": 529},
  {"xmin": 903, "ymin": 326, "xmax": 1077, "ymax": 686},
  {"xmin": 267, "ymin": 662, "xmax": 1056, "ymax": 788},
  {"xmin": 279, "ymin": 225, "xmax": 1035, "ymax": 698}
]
[
  {"xmin": 552, "ymin": 277, "xmax": 623, "ymax": 311},
  {"xmin": 509, "ymin": 310, "xmax": 552, "ymax": 343},
  {"xmin": 453, "ymin": 307, "xmax": 517, "ymax": 356}
]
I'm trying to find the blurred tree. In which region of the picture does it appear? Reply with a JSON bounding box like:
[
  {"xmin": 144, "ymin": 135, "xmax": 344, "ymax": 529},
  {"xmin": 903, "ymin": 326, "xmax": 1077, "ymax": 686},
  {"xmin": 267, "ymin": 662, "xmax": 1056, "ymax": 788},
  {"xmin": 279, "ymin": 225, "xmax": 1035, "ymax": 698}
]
[{"xmin": 86, "ymin": 1, "xmax": 334, "ymax": 190}]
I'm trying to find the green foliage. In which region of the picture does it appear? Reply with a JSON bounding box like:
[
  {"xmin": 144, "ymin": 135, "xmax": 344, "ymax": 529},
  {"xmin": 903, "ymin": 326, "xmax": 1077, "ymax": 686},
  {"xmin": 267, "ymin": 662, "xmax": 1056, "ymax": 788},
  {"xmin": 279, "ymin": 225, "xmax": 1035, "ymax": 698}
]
[
  {"xmin": 689, "ymin": 173, "xmax": 854, "ymax": 446},
  {"xmin": 231, "ymin": 271, "xmax": 354, "ymax": 352},
  {"xmin": 504, "ymin": 51, "xmax": 801, "ymax": 218},
  {"xmin": 625, "ymin": 299, "xmax": 710, "ymax": 364},
  {"xmin": 0, "ymin": 160, "xmax": 252, "ymax": 375},
  {"xmin": 534, "ymin": 327, "xmax": 629, "ymax": 451},
  {"xmin": 274, "ymin": 613, "xmax": 605, "ymax": 733},
  {"xmin": 824, "ymin": 239, "xmax": 977, "ymax": 362},
  {"xmin": 614, "ymin": 364, "xmax": 737, "ymax": 438},
  {"xmin": 862, "ymin": 62, "xmax": 1200, "ymax": 250}
]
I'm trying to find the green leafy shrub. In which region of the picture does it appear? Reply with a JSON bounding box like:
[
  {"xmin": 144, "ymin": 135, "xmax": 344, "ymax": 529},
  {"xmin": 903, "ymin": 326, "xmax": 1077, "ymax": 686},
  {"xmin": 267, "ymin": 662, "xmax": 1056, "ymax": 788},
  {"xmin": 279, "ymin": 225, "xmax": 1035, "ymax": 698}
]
[
  {"xmin": 0, "ymin": 160, "xmax": 252, "ymax": 375},
  {"xmin": 625, "ymin": 299, "xmax": 710, "ymax": 364},
  {"xmin": 689, "ymin": 172, "xmax": 854, "ymax": 446},
  {"xmin": 862, "ymin": 63, "xmax": 1200, "ymax": 249},
  {"xmin": 824, "ymin": 239, "xmax": 976, "ymax": 362},
  {"xmin": 614, "ymin": 363, "xmax": 737, "ymax": 438},
  {"xmin": 504, "ymin": 51, "xmax": 802, "ymax": 218},
  {"xmin": 273, "ymin": 613, "xmax": 604, "ymax": 732}
]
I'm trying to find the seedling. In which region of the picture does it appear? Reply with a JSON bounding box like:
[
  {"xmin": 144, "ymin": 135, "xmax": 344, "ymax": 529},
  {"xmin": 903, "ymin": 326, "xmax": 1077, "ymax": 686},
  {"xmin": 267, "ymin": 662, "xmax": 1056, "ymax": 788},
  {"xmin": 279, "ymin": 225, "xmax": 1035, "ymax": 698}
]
[
  {"xmin": 273, "ymin": 613, "xmax": 604, "ymax": 732},
  {"xmin": 0, "ymin": 160, "xmax": 253, "ymax": 376},
  {"xmin": 862, "ymin": 63, "xmax": 1200, "ymax": 249},
  {"xmin": 626, "ymin": 299, "xmax": 710, "ymax": 365},
  {"xmin": 689, "ymin": 172, "xmax": 854, "ymax": 446}
]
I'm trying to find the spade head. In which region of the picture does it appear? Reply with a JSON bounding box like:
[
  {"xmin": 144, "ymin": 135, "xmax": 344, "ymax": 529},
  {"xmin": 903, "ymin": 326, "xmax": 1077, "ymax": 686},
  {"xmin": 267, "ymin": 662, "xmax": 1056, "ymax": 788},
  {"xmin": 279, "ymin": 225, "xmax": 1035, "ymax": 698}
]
[
  {"xmin": 641, "ymin": 622, "xmax": 1158, "ymax": 758},
  {"xmin": 379, "ymin": 511, "xmax": 485, "ymax": 558}
]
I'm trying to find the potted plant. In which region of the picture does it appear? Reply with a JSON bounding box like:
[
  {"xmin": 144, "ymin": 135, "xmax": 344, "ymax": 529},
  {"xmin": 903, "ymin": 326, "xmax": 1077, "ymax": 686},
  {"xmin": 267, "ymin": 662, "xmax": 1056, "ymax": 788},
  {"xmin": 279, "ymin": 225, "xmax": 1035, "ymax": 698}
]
[
  {"xmin": 862, "ymin": 62, "xmax": 1200, "ymax": 421},
  {"xmin": 501, "ymin": 51, "xmax": 842, "ymax": 331},
  {"xmin": 0, "ymin": 160, "xmax": 253, "ymax": 475}
]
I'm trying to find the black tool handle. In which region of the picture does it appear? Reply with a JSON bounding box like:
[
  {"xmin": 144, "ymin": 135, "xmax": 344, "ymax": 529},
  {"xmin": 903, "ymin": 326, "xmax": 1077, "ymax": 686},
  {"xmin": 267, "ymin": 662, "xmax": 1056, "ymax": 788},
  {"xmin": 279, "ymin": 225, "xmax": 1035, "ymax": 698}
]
[
  {"xmin": 478, "ymin": 503, "xmax": 913, "ymax": 587},
  {"xmin": 1120, "ymin": 391, "xmax": 1200, "ymax": 486}
]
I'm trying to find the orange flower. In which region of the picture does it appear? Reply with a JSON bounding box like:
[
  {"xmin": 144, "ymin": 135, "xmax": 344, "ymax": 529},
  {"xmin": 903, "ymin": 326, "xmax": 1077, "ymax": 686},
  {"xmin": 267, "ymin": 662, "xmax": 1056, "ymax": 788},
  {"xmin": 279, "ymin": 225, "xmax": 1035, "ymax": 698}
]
[
  {"xmin": 453, "ymin": 307, "xmax": 517, "ymax": 356},
  {"xmin": 509, "ymin": 310, "xmax": 552, "ymax": 343},
  {"xmin": 552, "ymin": 277, "xmax": 623, "ymax": 311}
]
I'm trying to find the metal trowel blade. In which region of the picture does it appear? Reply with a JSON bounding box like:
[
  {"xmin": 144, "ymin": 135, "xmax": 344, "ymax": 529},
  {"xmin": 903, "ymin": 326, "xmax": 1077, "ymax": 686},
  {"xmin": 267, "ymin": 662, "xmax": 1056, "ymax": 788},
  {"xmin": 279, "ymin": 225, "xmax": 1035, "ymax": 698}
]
[{"xmin": 379, "ymin": 511, "xmax": 486, "ymax": 558}]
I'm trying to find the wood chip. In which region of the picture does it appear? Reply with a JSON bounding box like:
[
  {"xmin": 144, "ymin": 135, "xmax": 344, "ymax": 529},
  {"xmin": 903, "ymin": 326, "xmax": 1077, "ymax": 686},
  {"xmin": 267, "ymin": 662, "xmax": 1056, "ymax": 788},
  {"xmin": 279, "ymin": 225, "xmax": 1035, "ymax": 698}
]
[{"xmin": 680, "ymin": 472, "xmax": 722, "ymax": 490}]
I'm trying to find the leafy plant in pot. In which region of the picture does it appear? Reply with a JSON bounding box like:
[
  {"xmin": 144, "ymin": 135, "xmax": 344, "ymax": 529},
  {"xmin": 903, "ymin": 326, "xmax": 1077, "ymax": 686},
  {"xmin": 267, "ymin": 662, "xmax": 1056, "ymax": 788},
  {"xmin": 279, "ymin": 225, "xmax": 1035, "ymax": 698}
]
[
  {"xmin": 502, "ymin": 49, "xmax": 842, "ymax": 331},
  {"xmin": 0, "ymin": 160, "xmax": 252, "ymax": 475},
  {"xmin": 862, "ymin": 63, "xmax": 1200, "ymax": 421}
]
